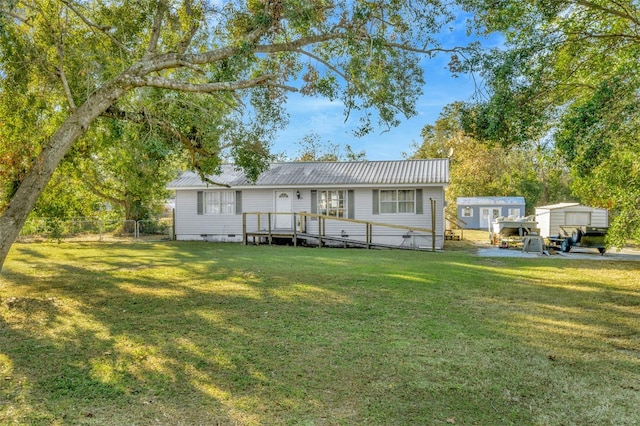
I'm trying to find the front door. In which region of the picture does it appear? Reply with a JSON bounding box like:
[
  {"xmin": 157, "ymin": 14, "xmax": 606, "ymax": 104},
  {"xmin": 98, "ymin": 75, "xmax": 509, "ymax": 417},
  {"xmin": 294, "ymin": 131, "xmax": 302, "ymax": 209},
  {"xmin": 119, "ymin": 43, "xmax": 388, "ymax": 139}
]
[
  {"xmin": 480, "ymin": 207, "xmax": 501, "ymax": 230},
  {"xmin": 275, "ymin": 191, "xmax": 293, "ymax": 229}
]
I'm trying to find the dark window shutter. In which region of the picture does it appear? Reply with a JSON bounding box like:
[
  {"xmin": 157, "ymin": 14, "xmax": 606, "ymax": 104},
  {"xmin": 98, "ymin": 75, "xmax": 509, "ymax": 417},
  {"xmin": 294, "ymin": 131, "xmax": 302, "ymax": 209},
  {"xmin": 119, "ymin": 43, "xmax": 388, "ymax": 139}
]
[
  {"xmin": 348, "ymin": 190, "xmax": 355, "ymax": 219},
  {"xmin": 310, "ymin": 190, "xmax": 317, "ymax": 220},
  {"xmin": 235, "ymin": 191, "xmax": 242, "ymax": 215},
  {"xmin": 372, "ymin": 190, "xmax": 379, "ymax": 215},
  {"xmin": 197, "ymin": 191, "xmax": 203, "ymax": 215},
  {"xmin": 416, "ymin": 189, "xmax": 423, "ymax": 214}
]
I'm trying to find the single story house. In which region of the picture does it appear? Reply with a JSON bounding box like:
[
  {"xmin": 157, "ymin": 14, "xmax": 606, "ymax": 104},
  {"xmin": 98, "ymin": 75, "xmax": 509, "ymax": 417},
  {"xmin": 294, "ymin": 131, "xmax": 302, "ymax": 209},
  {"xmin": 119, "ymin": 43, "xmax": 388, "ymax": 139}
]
[
  {"xmin": 167, "ymin": 159, "xmax": 449, "ymax": 249},
  {"xmin": 535, "ymin": 203, "xmax": 608, "ymax": 238},
  {"xmin": 457, "ymin": 196, "xmax": 526, "ymax": 230}
]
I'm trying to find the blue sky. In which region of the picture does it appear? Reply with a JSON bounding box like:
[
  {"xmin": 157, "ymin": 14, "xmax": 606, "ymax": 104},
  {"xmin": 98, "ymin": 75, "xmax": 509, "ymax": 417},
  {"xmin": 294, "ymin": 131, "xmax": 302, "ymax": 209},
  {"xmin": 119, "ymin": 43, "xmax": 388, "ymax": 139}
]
[{"xmin": 271, "ymin": 12, "xmax": 502, "ymax": 161}]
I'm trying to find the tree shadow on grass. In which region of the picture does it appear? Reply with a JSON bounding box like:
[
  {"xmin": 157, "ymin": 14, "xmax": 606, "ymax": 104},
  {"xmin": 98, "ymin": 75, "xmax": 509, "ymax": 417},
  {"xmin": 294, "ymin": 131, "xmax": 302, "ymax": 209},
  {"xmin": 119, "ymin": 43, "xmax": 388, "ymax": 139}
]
[
  {"xmin": 0, "ymin": 274, "xmax": 233, "ymax": 424},
  {"xmin": 1, "ymin": 243, "xmax": 639, "ymax": 425},
  {"xmin": 2, "ymin": 244, "xmax": 372, "ymax": 424}
]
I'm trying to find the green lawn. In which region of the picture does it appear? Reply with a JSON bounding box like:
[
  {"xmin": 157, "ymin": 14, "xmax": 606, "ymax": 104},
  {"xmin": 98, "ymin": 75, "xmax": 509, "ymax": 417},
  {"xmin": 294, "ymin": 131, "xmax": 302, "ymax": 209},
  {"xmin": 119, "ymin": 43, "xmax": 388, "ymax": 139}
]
[{"xmin": 1, "ymin": 241, "xmax": 639, "ymax": 425}]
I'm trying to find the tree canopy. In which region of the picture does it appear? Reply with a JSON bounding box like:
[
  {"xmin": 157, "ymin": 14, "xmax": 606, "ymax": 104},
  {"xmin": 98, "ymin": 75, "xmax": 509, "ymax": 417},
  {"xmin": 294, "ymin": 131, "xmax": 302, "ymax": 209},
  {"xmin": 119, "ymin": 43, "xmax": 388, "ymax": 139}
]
[
  {"xmin": 289, "ymin": 132, "xmax": 366, "ymax": 162},
  {"xmin": 0, "ymin": 0, "xmax": 469, "ymax": 270},
  {"xmin": 408, "ymin": 102, "xmax": 572, "ymax": 218},
  {"xmin": 461, "ymin": 0, "xmax": 640, "ymax": 246}
]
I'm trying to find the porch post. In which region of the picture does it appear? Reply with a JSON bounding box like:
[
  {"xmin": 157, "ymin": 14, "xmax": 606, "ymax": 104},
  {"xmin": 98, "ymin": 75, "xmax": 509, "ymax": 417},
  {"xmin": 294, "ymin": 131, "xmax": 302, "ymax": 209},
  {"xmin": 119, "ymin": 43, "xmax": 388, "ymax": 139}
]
[
  {"xmin": 242, "ymin": 213, "xmax": 247, "ymax": 245},
  {"xmin": 431, "ymin": 198, "xmax": 436, "ymax": 252},
  {"xmin": 293, "ymin": 213, "xmax": 297, "ymax": 247}
]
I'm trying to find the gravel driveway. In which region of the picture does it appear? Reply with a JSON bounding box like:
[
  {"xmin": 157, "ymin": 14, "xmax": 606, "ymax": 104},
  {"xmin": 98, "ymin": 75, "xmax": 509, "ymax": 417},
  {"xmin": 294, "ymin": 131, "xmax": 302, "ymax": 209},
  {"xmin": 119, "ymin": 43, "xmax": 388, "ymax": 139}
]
[{"xmin": 476, "ymin": 246, "xmax": 640, "ymax": 261}]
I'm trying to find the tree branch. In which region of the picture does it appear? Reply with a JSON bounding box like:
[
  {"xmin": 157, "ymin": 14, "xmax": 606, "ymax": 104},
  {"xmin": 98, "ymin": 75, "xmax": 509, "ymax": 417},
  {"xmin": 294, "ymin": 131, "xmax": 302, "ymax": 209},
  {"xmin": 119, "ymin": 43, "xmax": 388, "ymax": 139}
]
[
  {"xmin": 0, "ymin": 8, "xmax": 29, "ymax": 25},
  {"xmin": 54, "ymin": 38, "xmax": 77, "ymax": 111},
  {"xmin": 127, "ymin": 74, "xmax": 274, "ymax": 92},
  {"xmin": 265, "ymin": 82, "xmax": 298, "ymax": 92},
  {"xmin": 568, "ymin": 31, "xmax": 640, "ymax": 43},
  {"xmin": 176, "ymin": 59, "xmax": 206, "ymax": 75},
  {"xmin": 254, "ymin": 30, "xmax": 466, "ymax": 62},
  {"xmin": 145, "ymin": 1, "xmax": 167, "ymax": 57},
  {"xmin": 574, "ymin": 0, "xmax": 640, "ymax": 27},
  {"xmin": 135, "ymin": 26, "xmax": 269, "ymax": 75},
  {"xmin": 295, "ymin": 48, "xmax": 349, "ymax": 81},
  {"xmin": 254, "ymin": 31, "xmax": 345, "ymax": 54},
  {"xmin": 60, "ymin": 0, "xmax": 131, "ymax": 53},
  {"xmin": 177, "ymin": 0, "xmax": 200, "ymax": 54}
]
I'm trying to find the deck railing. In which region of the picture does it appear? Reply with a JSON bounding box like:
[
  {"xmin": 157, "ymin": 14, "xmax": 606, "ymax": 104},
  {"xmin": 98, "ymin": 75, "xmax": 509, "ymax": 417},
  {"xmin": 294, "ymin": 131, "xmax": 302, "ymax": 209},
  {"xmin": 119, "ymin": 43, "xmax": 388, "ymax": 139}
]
[{"xmin": 242, "ymin": 211, "xmax": 437, "ymax": 250}]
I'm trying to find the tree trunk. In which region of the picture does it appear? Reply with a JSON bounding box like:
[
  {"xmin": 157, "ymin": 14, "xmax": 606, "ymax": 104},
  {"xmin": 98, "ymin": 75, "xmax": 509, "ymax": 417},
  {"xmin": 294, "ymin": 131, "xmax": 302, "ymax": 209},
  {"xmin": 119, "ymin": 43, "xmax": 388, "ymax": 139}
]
[
  {"xmin": 0, "ymin": 83, "xmax": 129, "ymax": 272},
  {"xmin": 124, "ymin": 198, "xmax": 146, "ymax": 222}
]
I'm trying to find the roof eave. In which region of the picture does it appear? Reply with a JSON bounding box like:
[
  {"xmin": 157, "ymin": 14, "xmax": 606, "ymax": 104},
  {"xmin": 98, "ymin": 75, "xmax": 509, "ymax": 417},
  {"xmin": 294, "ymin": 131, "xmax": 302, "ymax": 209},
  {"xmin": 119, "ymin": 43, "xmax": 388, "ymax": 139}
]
[{"xmin": 168, "ymin": 182, "xmax": 449, "ymax": 190}]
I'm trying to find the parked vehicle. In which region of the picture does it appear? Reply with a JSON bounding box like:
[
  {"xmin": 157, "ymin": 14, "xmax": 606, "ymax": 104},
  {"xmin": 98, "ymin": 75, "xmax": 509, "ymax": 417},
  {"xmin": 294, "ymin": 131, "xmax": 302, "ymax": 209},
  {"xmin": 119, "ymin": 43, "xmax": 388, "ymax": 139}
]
[
  {"xmin": 490, "ymin": 216, "xmax": 539, "ymax": 248},
  {"xmin": 547, "ymin": 225, "xmax": 608, "ymax": 254}
]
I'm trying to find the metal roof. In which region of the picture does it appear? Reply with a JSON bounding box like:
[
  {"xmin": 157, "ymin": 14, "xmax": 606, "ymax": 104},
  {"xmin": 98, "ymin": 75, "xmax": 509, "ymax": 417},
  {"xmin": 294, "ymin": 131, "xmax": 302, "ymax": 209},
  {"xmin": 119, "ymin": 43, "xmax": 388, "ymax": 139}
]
[
  {"xmin": 167, "ymin": 159, "xmax": 449, "ymax": 189},
  {"xmin": 535, "ymin": 203, "xmax": 581, "ymax": 210},
  {"xmin": 457, "ymin": 196, "xmax": 525, "ymax": 206}
]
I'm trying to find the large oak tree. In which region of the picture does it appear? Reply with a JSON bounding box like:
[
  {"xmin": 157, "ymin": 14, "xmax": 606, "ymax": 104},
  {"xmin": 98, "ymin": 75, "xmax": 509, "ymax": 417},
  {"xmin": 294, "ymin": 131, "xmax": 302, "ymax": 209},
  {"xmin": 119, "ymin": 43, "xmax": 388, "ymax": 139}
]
[{"xmin": 0, "ymin": 0, "xmax": 467, "ymax": 270}]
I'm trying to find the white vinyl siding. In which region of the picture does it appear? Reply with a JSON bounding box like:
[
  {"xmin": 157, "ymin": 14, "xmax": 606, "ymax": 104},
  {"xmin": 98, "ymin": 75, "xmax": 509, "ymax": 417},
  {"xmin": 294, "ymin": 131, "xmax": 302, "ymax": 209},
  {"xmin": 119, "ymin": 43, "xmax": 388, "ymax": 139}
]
[
  {"xmin": 174, "ymin": 186, "xmax": 446, "ymax": 249},
  {"xmin": 355, "ymin": 187, "xmax": 443, "ymax": 248}
]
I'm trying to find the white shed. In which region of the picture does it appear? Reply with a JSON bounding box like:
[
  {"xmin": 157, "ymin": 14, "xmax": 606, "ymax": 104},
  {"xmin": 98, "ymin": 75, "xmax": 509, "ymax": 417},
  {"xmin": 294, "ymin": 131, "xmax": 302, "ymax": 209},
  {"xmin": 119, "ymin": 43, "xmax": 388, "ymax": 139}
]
[{"xmin": 535, "ymin": 203, "xmax": 608, "ymax": 238}]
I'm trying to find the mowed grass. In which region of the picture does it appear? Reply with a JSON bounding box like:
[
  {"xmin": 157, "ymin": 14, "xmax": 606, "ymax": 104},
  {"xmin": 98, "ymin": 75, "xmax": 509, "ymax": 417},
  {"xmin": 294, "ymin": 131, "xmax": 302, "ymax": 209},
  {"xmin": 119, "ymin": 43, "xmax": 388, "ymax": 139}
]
[{"xmin": 1, "ymin": 241, "xmax": 639, "ymax": 425}]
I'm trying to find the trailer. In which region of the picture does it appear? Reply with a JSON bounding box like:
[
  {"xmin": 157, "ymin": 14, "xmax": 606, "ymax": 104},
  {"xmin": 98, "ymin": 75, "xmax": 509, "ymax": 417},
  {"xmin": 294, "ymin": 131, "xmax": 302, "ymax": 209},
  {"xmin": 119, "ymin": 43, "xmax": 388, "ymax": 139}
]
[
  {"xmin": 535, "ymin": 203, "xmax": 608, "ymax": 238},
  {"xmin": 547, "ymin": 225, "xmax": 608, "ymax": 254}
]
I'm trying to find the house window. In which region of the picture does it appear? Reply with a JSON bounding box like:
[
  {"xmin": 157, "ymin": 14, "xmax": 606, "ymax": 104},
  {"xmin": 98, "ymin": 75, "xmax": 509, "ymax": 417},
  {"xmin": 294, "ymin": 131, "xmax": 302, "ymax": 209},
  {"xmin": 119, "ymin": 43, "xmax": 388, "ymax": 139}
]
[
  {"xmin": 318, "ymin": 190, "xmax": 346, "ymax": 217},
  {"xmin": 462, "ymin": 206, "xmax": 473, "ymax": 217},
  {"xmin": 203, "ymin": 191, "xmax": 235, "ymax": 215},
  {"xmin": 380, "ymin": 190, "xmax": 415, "ymax": 214}
]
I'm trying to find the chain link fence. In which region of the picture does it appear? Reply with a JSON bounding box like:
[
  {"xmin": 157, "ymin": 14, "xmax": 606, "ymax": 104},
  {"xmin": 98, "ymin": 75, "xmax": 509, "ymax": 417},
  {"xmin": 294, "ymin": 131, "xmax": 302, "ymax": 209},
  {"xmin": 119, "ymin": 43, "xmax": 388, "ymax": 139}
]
[{"xmin": 18, "ymin": 217, "xmax": 173, "ymax": 242}]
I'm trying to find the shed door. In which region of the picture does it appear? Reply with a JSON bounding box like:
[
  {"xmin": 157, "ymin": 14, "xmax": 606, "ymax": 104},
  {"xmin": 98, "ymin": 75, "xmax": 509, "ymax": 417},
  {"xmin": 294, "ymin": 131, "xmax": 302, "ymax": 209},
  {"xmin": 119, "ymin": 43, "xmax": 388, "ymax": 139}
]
[
  {"xmin": 565, "ymin": 212, "xmax": 591, "ymax": 226},
  {"xmin": 480, "ymin": 208, "xmax": 501, "ymax": 230},
  {"xmin": 275, "ymin": 191, "xmax": 293, "ymax": 229}
]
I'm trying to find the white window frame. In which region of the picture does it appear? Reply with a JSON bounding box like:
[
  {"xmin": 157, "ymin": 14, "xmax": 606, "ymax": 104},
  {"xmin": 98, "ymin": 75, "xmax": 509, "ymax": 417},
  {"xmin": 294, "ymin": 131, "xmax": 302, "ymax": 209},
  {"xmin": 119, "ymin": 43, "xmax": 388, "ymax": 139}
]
[
  {"xmin": 379, "ymin": 189, "xmax": 416, "ymax": 214},
  {"xmin": 203, "ymin": 190, "xmax": 235, "ymax": 215},
  {"xmin": 462, "ymin": 206, "xmax": 473, "ymax": 218},
  {"xmin": 508, "ymin": 208, "xmax": 521, "ymax": 217},
  {"xmin": 317, "ymin": 190, "xmax": 346, "ymax": 217}
]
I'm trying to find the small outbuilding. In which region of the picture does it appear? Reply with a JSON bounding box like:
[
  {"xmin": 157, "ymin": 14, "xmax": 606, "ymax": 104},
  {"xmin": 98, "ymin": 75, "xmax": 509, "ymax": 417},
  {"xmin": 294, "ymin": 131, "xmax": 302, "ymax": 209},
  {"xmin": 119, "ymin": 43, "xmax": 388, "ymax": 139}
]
[
  {"xmin": 534, "ymin": 203, "xmax": 608, "ymax": 238},
  {"xmin": 457, "ymin": 196, "xmax": 526, "ymax": 230}
]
